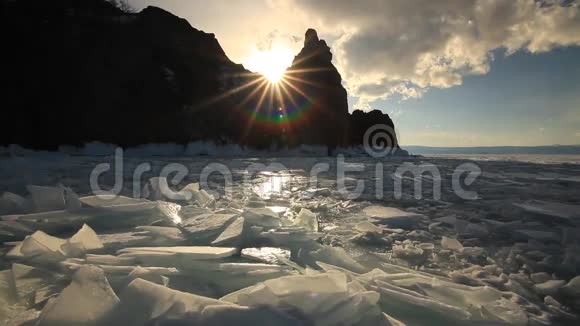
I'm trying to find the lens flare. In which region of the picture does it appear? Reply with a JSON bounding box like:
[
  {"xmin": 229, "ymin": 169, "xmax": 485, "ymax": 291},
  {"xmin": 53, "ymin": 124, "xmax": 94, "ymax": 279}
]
[{"xmin": 243, "ymin": 47, "xmax": 294, "ymax": 83}]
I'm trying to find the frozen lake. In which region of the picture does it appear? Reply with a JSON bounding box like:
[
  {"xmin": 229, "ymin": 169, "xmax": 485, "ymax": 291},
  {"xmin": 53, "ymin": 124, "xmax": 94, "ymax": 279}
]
[
  {"xmin": 1, "ymin": 153, "xmax": 580, "ymax": 325},
  {"xmin": 424, "ymin": 154, "xmax": 580, "ymax": 165}
]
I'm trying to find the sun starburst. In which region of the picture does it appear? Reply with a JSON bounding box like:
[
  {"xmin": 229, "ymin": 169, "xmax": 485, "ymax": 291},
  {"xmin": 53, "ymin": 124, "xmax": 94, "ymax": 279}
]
[{"xmin": 243, "ymin": 47, "xmax": 294, "ymax": 83}]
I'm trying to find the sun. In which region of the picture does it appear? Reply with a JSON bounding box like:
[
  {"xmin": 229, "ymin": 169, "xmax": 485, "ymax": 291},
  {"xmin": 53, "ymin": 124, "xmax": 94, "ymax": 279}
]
[{"xmin": 244, "ymin": 47, "xmax": 294, "ymax": 83}]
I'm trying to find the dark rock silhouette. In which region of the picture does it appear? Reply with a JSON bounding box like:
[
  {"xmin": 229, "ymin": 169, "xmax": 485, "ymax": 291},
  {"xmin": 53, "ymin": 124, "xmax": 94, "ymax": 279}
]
[
  {"xmin": 283, "ymin": 29, "xmax": 350, "ymax": 151},
  {"xmin": 2, "ymin": 0, "xmax": 405, "ymax": 155}
]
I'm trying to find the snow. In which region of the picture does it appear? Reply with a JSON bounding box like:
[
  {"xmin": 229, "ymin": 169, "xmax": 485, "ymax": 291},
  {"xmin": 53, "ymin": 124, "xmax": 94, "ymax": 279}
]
[{"xmin": 2, "ymin": 141, "xmax": 369, "ymax": 158}]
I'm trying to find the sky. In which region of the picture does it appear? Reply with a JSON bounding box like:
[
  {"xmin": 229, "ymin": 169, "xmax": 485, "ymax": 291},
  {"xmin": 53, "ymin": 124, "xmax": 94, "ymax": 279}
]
[{"xmin": 128, "ymin": 0, "xmax": 580, "ymax": 146}]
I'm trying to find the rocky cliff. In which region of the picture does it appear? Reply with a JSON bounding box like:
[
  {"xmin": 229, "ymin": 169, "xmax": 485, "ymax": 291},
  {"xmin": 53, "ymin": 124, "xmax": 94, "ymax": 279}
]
[
  {"xmin": 284, "ymin": 29, "xmax": 350, "ymax": 148},
  {"xmin": 2, "ymin": 0, "xmax": 404, "ymax": 155}
]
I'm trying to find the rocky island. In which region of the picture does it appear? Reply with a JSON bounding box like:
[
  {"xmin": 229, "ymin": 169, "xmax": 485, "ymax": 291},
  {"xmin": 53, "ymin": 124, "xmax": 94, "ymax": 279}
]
[{"xmin": 2, "ymin": 0, "xmax": 404, "ymax": 155}]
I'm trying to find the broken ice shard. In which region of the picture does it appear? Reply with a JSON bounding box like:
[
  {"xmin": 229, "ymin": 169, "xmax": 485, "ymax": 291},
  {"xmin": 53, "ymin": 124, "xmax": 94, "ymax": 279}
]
[
  {"xmin": 363, "ymin": 206, "xmax": 423, "ymax": 229},
  {"xmin": 36, "ymin": 266, "xmax": 119, "ymax": 326}
]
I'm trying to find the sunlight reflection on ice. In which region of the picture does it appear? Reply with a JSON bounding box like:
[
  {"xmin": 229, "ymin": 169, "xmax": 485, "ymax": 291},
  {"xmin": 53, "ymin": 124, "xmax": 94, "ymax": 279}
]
[
  {"xmin": 266, "ymin": 206, "xmax": 288, "ymax": 213},
  {"xmin": 254, "ymin": 172, "xmax": 292, "ymax": 199},
  {"xmin": 157, "ymin": 201, "xmax": 182, "ymax": 224}
]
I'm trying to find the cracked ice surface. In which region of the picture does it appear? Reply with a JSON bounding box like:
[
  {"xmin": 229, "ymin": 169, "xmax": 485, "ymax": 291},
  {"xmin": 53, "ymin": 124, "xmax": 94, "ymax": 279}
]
[{"xmin": 1, "ymin": 154, "xmax": 580, "ymax": 325}]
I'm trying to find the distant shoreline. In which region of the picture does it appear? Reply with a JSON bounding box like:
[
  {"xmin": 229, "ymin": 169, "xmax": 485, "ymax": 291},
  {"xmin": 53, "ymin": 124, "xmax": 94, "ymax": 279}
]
[{"xmin": 405, "ymin": 145, "xmax": 580, "ymax": 155}]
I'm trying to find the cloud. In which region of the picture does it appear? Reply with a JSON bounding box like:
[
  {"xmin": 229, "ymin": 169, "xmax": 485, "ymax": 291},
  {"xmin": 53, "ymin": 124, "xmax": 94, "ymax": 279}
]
[
  {"xmin": 284, "ymin": 0, "xmax": 580, "ymax": 104},
  {"xmin": 255, "ymin": 30, "xmax": 301, "ymax": 52}
]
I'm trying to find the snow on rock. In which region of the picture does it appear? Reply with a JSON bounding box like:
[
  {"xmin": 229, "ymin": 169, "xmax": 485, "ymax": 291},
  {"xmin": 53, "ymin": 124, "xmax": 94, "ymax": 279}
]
[
  {"xmin": 36, "ymin": 266, "xmax": 119, "ymax": 326},
  {"xmin": 363, "ymin": 206, "xmax": 423, "ymax": 229}
]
